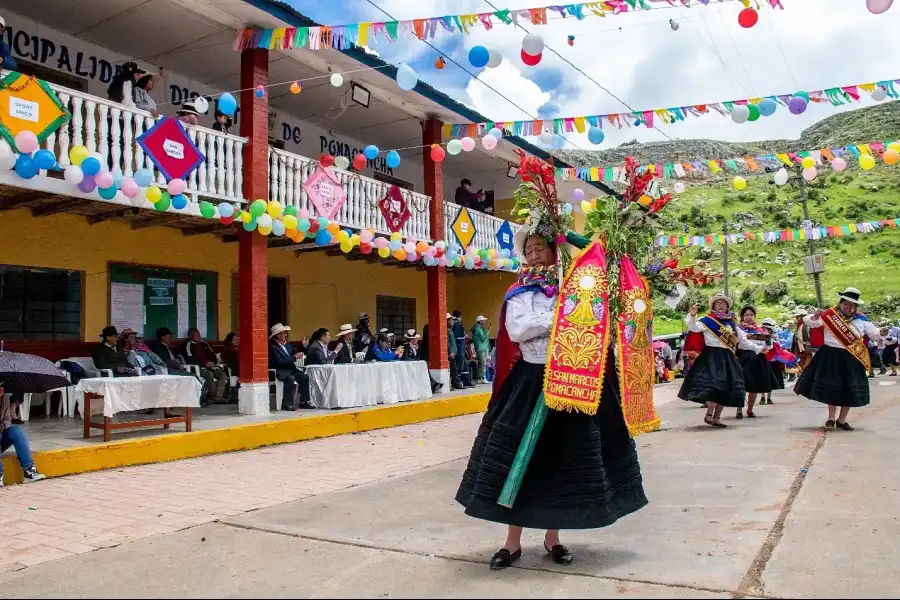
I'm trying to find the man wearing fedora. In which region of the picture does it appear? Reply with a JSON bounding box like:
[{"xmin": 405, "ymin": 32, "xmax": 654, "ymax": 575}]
[
  {"xmin": 334, "ymin": 324, "xmax": 356, "ymax": 364},
  {"xmin": 794, "ymin": 287, "xmax": 886, "ymax": 430},
  {"xmin": 403, "ymin": 329, "xmax": 442, "ymax": 394},
  {"xmin": 268, "ymin": 323, "xmax": 310, "ymax": 410},
  {"xmin": 91, "ymin": 326, "xmax": 138, "ymax": 377}
]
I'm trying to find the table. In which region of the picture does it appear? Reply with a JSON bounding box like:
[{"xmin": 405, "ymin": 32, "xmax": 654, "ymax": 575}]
[
  {"xmin": 75, "ymin": 376, "xmax": 202, "ymax": 441},
  {"xmin": 305, "ymin": 361, "xmax": 433, "ymax": 409}
]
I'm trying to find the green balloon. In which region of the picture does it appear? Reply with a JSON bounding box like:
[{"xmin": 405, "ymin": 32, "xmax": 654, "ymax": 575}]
[
  {"xmin": 283, "ymin": 205, "xmax": 298, "ymax": 218},
  {"xmin": 155, "ymin": 192, "xmax": 171, "ymax": 211},
  {"xmin": 249, "ymin": 199, "xmax": 266, "ymax": 217},
  {"xmin": 794, "ymin": 91, "xmax": 810, "ymax": 102},
  {"xmin": 199, "ymin": 201, "xmax": 216, "ymax": 218},
  {"xmin": 747, "ymin": 104, "xmax": 760, "ymax": 122}
]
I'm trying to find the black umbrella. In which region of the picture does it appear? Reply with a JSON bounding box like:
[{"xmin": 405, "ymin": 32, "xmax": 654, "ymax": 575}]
[{"xmin": 0, "ymin": 351, "xmax": 70, "ymax": 394}]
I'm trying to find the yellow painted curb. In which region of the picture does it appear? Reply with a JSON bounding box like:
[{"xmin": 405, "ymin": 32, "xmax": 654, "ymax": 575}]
[{"xmin": 2, "ymin": 392, "xmax": 490, "ymax": 484}]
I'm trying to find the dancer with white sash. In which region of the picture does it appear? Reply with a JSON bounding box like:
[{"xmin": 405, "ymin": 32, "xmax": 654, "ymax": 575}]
[{"xmin": 794, "ymin": 287, "xmax": 884, "ymax": 430}]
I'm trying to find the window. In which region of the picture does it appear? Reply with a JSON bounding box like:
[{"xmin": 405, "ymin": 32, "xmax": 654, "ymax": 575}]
[
  {"xmin": 376, "ymin": 296, "xmax": 416, "ymax": 338},
  {"xmin": 0, "ymin": 266, "xmax": 82, "ymax": 341}
]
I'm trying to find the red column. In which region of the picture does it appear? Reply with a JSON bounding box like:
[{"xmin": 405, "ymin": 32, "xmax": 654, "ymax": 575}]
[
  {"xmin": 238, "ymin": 48, "xmax": 269, "ymax": 386},
  {"xmin": 423, "ymin": 119, "xmax": 449, "ymax": 373}
]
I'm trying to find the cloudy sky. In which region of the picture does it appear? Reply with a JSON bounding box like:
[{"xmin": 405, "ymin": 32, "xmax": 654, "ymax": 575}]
[{"xmin": 287, "ymin": 0, "xmax": 900, "ymax": 151}]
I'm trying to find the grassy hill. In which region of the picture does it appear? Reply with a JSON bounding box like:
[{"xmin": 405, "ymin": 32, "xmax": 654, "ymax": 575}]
[{"xmin": 554, "ymin": 101, "xmax": 900, "ymax": 335}]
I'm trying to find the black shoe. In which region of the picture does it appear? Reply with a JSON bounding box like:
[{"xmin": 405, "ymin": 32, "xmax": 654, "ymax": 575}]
[
  {"xmin": 10, "ymin": 418, "xmax": 24, "ymax": 425},
  {"xmin": 544, "ymin": 543, "xmax": 573, "ymax": 565},
  {"xmin": 835, "ymin": 421, "xmax": 854, "ymax": 431},
  {"xmin": 735, "ymin": 411, "xmax": 744, "ymax": 420},
  {"xmin": 879, "ymin": 368, "xmax": 887, "ymax": 375},
  {"xmin": 746, "ymin": 411, "xmax": 756, "ymax": 418},
  {"xmin": 767, "ymin": 399, "xmax": 774, "ymax": 405},
  {"xmin": 825, "ymin": 419, "xmax": 836, "ymax": 428},
  {"xmin": 282, "ymin": 404, "xmax": 297, "ymax": 411},
  {"xmin": 489, "ymin": 548, "xmax": 521, "ymax": 570}
]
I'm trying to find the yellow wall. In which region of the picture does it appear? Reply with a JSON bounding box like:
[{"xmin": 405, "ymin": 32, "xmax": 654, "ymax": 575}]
[{"xmin": 1, "ymin": 209, "xmax": 511, "ymax": 341}]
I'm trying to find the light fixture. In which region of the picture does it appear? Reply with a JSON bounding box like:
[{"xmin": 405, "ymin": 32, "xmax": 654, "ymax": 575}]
[
  {"xmin": 350, "ymin": 82, "xmax": 370, "ymax": 108},
  {"xmin": 506, "ymin": 164, "xmax": 518, "ymax": 179}
]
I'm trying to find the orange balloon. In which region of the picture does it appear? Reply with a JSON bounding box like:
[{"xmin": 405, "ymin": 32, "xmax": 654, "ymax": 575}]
[
  {"xmin": 884, "ymin": 149, "xmax": 899, "ymax": 165},
  {"xmin": 416, "ymin": 241, "xmax": 429, "ymax": 253},
  {"xmin": 326, "ymin": 221, "xmax": 340, "ymax": 235},
  {"xmin": 290, "ymin": 81, "xmax": 302, "ymax": 95},
  {"xmin": 393, "ymin": 249, "xmax": 407, "ymax": 261}
]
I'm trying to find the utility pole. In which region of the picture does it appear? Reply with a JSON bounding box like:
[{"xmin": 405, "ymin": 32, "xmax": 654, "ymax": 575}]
[
  {"xmin": 722, "ymin": 222, "xmax": 729, "ymax": 296},
  {"xmin": 796, "ymin": 165, "xmax": 824, "ymax": 308}
]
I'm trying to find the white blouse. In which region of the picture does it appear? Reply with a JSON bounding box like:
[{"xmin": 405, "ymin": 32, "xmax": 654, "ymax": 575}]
[
  {"xmin": 506, "ymin": 290, "xmax": 556, "ymax": 364},
  {"xmin": 685, "ymin": 314, "xmax": 766, "ymax": 353},
  {"xmin": 804, "ymin": 313, "xmax": 882, "ymax": 349}
]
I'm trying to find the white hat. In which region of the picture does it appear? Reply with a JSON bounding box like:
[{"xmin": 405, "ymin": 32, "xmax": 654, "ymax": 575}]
[
  {"xmin": 269, "ymin": 323, "xmax": 291, "ymax": 338},
  {"xmin": 708, "ymin": 292, "xmax": 733, "ymax": 311},
  {"xmin": 446, "ymin": 312, "xmax": 453, "ymax": 319},
  {"xmin": 176, "ymin": 100, "xmax": 202, "ymax": 117},
  {"xmin": 405, "ymin": 329, "xmax": 421, "ymax": 339},
  {"xmin": 379, "ymin": 328, "xmax": 389, "ymax": 333},
  {"xmin": 791, "ymin": 307, "xmax": 809, "ymax": 317},
  {"xmin": 761, "ymin": 318, "xmax": 776, "ymax": 328},
  {"xmin": 0, "ymin": 17, "xmax": 6, "ymax": 27},
  {"xmin": 359, "ymin": 312, "xmax": 369, "ymax": 320},
  {"xmin": 837, "ymin": 287, "xmax": 864, "ymax": 305},
  {"xmin": 476, "ymin": 315, "xmax": 486, "ymax": 322},
  {"xmin": 337, "ymin": 324, "xmax": 356, "ymax": 336}
]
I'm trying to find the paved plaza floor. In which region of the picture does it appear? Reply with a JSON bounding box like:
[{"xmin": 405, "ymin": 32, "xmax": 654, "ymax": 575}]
[{"xmin": 1, "ymin": 378, "xmax": 898, "ymax": 598}]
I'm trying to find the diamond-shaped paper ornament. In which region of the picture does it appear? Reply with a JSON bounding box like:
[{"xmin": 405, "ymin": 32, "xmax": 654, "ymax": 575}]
[
  {"xmin": 136, "ymin": 116, "xmax": 205, "ymax": 182},
  {"xmin": 0, "ymin": 73, "xmax": 69, "ymax": 147},
  {"xmin": 379, "ymin": 185, "xmax": 411, "ymax": 233},
  {"xmin": 496, "ymin": 220, "xmax": 514, "ymax": 251},
  {"xmin": 451, "ymin": 206, "xmax": 477, "ymax": 248},
  {"xmin": 303, "ymin": 165, "xmax": 346, "ymax": 219}
]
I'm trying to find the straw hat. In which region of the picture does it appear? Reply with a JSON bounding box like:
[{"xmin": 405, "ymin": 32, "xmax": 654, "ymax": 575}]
[
  {"xmin": 837, "ymin": 287, "xmax": 864, "ymax": 305},
  {"xmin": 269, "ymin": 323, "xmax": 291, "ymax": 338},
  {"xmin": 791, "ymin": 307, "xmax": 809, "ymax": 317},
  {"xmin": 760, "ymin": 318, "xmax": 776, "ymax": 328},
  {"xmin": 337, "ymin": 324, "xmax": 356, "ymax": 336},
  {"xmin": 708, "ymin": 292, "xmax": 733, "ymax": 311},
  {"xmin": 476, "ymin": 315, "xmax": 486, "ymax": 322}
]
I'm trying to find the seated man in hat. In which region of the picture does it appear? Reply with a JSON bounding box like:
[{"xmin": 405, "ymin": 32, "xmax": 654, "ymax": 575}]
[
  {"xmin": 268, "ymin": 323, "xmax": 310, "ymax": 410},
  {"xmin": 403, "ymin": 329, "xmax": 442, "ymax": 393},
  {"xmin": 149, "ymin": 327, "xmax": 188, "ymax": 373},
  {"xmin": 186, "ymin": 328, "xmax": 228, "ymax": 405},
  {"xmin": 334, "ymin": 324, "xmax": 356, "ymax": 364},
  {"xmin": 353, "ymin": 313, "xmax": 374, "ymax": 355},
  {"xmin": 91, "ymin": 327, "xmax": 138, "ymax": 377}
]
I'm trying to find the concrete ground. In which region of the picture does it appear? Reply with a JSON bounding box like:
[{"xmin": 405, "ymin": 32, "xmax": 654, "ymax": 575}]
[{"xmin": 1, "ymin": 377, "xmax": 898, "ymax": 598}]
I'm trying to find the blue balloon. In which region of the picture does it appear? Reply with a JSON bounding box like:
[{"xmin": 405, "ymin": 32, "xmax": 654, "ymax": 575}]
[
  {"xmin": 315, "ymin": 229, "xmax": 331, "ymax": 246},
  {"xmin": 14, "ymin": 154, "xmax": 37, "ymax": 179},
  {"xmin": 218, "ymin": 92, "xmax": 237, "ymax": 117},
  {"xmin": 588, "ymin": 126, "xmax": 605, "ymax": 145},
  {"xmin": 297, "ymin": 217, "xmax": 311, "ymax": 232},
  {"xmin": 488, "ymin": 127, "xmax": 503, "ymax": 139},
  {"xmin": 243, "ymin": 218, "xmax": 258, "ymax": 232},
  {"xmin": 218, "ymin": 203, "xmax": 234, "ymax": 218},
  {"xmin": 562, "ymin": 203, "xmax": 574, "ymax": 214},
  {"xmin": 98, "ymin": 185, "xmax": 118, "ymax": 200},
  {"xmin": 317, "ymin": 216, "xmax": 329, "ymax": 230},
  {"xmin": 272, "ymin": 220, "xmax": 286, "ymax": 237},
  {"xmin": 81, "ymin": 157, "xmax": 101, "ymax": 176},
  {"xmin": 363, "ymin": 145, "xmax": 379, "ymax": 160},
  {"xmin": 500, "ymin": 248, "xmax": 510, "ymax": 258},
  {"xmin": 134, "ymin": 168, "xmax": 154, "ymax": 187},
  {"xmin": 469, "ymin": 45, "xmax": 490, "ymax": 68},
  {"xmin": 396, "ymin": 63, "xmax": 418, "ymax": 91},
  {"xmin": 33, "ymin": 149, "xmax": 56, "ymax": 170},
  {"xmin": 171, "ymin": 194, "xmax": 188, "ymax": 210},
  {"xmin": 758, "ymin": 97, "xmax": 777, "ymax": 117},
  {"xmin": 386, "ymin": 150, "xmax": 401, "ymax": 169},
  {"xmin": 388, "ymin": 240, "xmax": 402, "ymax": 252},
  {"xmin": 113, "ymin": 170, "xmax": 125, "ymax": 187}
]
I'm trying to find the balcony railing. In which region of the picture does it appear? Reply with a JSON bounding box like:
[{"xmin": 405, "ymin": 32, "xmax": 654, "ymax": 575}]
[
  {"xmin": 268, "ymin": 147, "xmax": 432, "ymax": 241},
  {"xmin": 29, "ymin": 79, "xmax": 247, "ymax": 205},
  {"xmin": 444, "ymin": 202, "xmax": 516, "ymax": 252}
]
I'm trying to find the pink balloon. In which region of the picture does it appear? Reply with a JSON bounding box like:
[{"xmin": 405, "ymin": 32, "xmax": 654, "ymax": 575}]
[
  {"xmin": 482, "ymin": 134, "xmax": 498, "ymax": 150},
  {"xmin": 298, "ymin": 208, "xmax": 310, "ymax": 219},
  {"xmin": 167, "ymin": 178, "xmax": 186, "ymax": 195},
  {"xmin": 120, "ymin": 178, "xmax": 139, "ymax": 198},
  {"xmin": 406, "ymin": 251, "xmax": 418, "ymax": 263},
  {"xmin": 866, "ymin": 0, "xmax": 893, "ymax": 14},
  {"xmin": 403, "ymin": 242, "xmax": 416, "ymax": 253},
  {"xmin": 359, "ymin": 229, "xmax": 374, "ymax": 243},
  {"xmin": 831, "ymin": 157, "xmax": 847, "ymax": 172},
  {"xmin": 374, "ymin": 237, "xmax": 389, "ymax": 249},
  {"xmin": 802, "ymin": 167, "xmax": 817, "ymax": 182},
  {"xmin": 14, "ymin": 131, "xmax": 38, "ymax": 154},
  {"xmin": 438, "ymin": 256, "xmax": 448, "ymax": 267},
  {"xmin": 461, "ymin": 137, "xmax": 476, "ymax": 152},
  {"xmin": 94, "ymin": 170, "xmax": 114, "ymax": 188}
]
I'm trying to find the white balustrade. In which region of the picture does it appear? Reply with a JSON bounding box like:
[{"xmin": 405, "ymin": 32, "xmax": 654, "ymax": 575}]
[
  {"xmin": 444, "ymin": 201, "xmax": 518, "ymax": 252},
  {"xmin": 30, "ymin": 81, "xmax": 248, "ymax": 205},
  {"xmin": 268, "ymin": 147, "xmax": 432, "ymax": 241}
]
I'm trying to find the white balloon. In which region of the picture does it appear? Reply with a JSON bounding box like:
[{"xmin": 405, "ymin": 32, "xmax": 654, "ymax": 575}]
[
  {"xmin": 0, "ymin": 153, "xmax": 16, "ymax": 170},
  {"xmin": 482, "ymin": 134, "xmax": 498, "ymax": 150},
  {"xmin": 522, "ymin": 33, "xmax": 545, "ymax": 55},
  {"xmin": 334, "ymin": 155, "xmax": 350, "ymax": 170},
  {"xmin": 540, "ymin": 131, "xmax": 553, "ymax": 145},
  {"xmin": 0, "ymin": 140, "xmax": 11, "ymax": 158},
  {"xmin": 194, "ymin": 96, "xmax": 210, "ymax": 114},
  {"xmin": 731, "ymin": 105, "xmax": 750, "ymax": 124},
  {"xmin": 330, "ymin": 73, "xmax": 344, "ymax": 87},
  {"xmin": 129, "ymin": 194, "xmax": 146, "ymax": 208},
  {"xmin": 872, "ymin": 86, "xmax": 888, "ymax": 101},
  {"xmin": 674, "ymin": 181, "xmax": 685, "ymax": 193},
  {"xmin": 64, "ymin": 165, "xmax": 84, "ymax": 184},
  {"xmin": 486, "ymin": 51, "xmax": 503, "ymax": 68},
  {"xmin": 774, "ymin": 168, "xmax": 789, "ymax": 186},
  {"xmin": 257, "ymin": 213, "xmax": 273, "ymax": 229},
  {"xmin": 866, "ymin": 0, "xmax": 894, "ymax": 14}
]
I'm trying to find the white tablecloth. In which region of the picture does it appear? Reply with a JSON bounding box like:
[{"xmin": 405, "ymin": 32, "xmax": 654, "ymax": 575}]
[
  {"xmin": 75, "ymin": 376, "xmax": 203, "ymax": 417},
  {"xmin": 306, "ymin": 361, "xmax": 433, "ymax": 409}
]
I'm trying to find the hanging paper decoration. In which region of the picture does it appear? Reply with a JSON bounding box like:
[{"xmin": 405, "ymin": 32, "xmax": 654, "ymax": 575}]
[
  {"xmin": 655, "ymin": 218, "xmax": 900, "ymax": 247},
  {"xmin": 0, "ymin": 73, "xmax": 70, "ymax": 148},
  {"xmin": 302, "ymin": 166, "xmax": 347, "ymax": 219},
  {"xmin": 136, "ymin": 116, "xmax": 206, "ymax": 182},
  {"xmin": 378, "ymin": 185, "xmax": 412, "ymax": 233},
  {"xmin": 450, "ymin": 206, "xmax": 477, "ymax": 248},
  {"xmin": 496, "ymin": 220, "xmax": 515, "ymax": 251},
  {"xmin": 232, "ymin": 3, "xmax": 786, "ymax": 52}
]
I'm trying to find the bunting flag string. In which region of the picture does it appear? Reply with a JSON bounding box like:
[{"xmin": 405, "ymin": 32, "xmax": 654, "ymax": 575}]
[
  {"xmin": 555, "ymin": 140, "xmax": 900, "ymax": 183},
  {"xmin": 453, "ymin": 77, "xmax": 900, "ymax": 139},
  {"xmin": 654, "ymin": 218, "xmax": 900, "ymax": 247},
  {"xmin": 233, "ymin": 1, "xmax": 784, "ymax": 52}
]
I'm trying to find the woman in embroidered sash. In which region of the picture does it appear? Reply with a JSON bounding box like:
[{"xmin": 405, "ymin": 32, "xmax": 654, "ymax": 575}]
[
  {"xmin": 794, "ymin": 287, "xmax": 883, "ymax": 431},
  {"xmin": 455, "ymin": 233, "xmax": 647, "ymax": 570},
  {"xmin": 678, "ymin": 293, "xmax": 757, "ymax": 428},
  {"xmin": 735, "ymin": 305, "xmax": 772, "ymax": 419}
]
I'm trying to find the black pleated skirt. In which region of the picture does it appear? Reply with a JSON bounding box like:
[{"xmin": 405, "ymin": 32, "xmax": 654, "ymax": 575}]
[
  {"xmin": 793, "ymin": 346, "xmax": 870, "ymax": 407},
  {"xmin": 455, "ymin": 360, "xmax": 647, "ymax": 530},
  {"xmin": 769, "ymin": 361, "xmax": 785, "ymax": 390},
  {"xmin": 738, "ymin": 349, "xmax": 773, "ymax": 394},
  {"xmin": 883, "ymin": 344, "xmax": 899, "ymax": 367},
  {"xmin": 678, "ymin": 346, "xmax": 746, "ymax": 407}
]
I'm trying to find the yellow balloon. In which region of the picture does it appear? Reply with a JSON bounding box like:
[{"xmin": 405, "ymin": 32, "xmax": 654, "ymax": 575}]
[
  {"xmin": 580, "ymin": 200, "xmax": 592, "ymax": 213},
  {"xmin": 860, "ymin": 154, "xmax": 876, "ymax": 170},
  {"xmin": 377, "ymin": 246, "xmax": 390, "ymax": 259},
  {"xmin": 257, "ymin": 225, "xmax": 272, "ymax": 236},
  {"xmin": 340, "ymin": 241, "xmax": 353, "ymax": 253},
  {"xmin": 69, "ymin": 145, "xmax": 89, "ymax": 167},
  {"xmin": 888, "ymin": 142, "xmax": 900, "ymax": 153},
  {"xmin": 145, "ymin": 185, "xmax": 162, "ymax": 204},
  {"xmin": 390, "ymin": 232, "xmax": 402, "ymax": 241},
  {"xmin": 282, "ymin": 215, "xmax": 298, "ymax": 230},
  {"xmin": 801, "ymin": 156, "xmax": 815, "ymax": 169},
  {"xmin": 351, "ymin": 234, "xmax": 361, "ymax": 246},
  {"xmin": 733, "ymin": 176, "xmax": 746, "ymax": 190},
  {"xmin": 337, "ymin": 231, "xmax": 350, "ymax": 243},
  {"xmin": 241, "ymin": 211, "xmax": 252, "ymax": 223},
  {"xmin": 266, "ymin": 200, "xmax": 283, "ymax": 218}
]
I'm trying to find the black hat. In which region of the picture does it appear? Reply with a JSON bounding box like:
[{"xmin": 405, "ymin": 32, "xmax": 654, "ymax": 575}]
[
  {"xmin": 156, "ymin": 326, "xmax": 173, "ymax": 339},
  {"xmin": 100, "ymin": 326, "xmax": 119, "ymax": 338}
]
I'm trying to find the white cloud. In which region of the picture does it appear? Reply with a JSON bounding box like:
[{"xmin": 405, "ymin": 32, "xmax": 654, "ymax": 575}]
[{"xmin": 465, "ymin": 60, "xmax": 550, "ymax": 120}]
